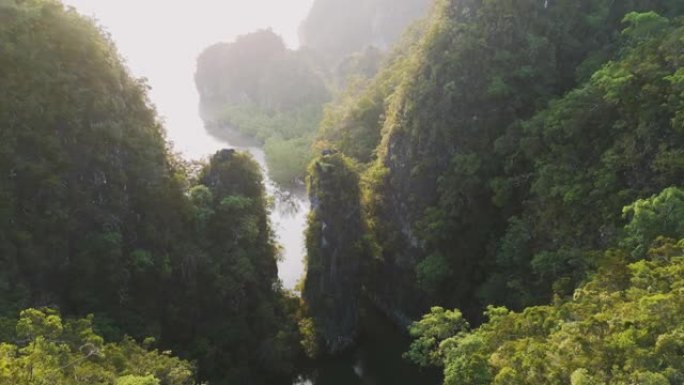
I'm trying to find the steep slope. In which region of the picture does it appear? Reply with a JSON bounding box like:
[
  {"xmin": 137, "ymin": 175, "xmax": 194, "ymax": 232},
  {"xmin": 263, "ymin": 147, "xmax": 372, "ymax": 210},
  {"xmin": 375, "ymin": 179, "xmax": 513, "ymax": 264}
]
[
  {"xmin": 367, "ymin": 0, "xmax": 638, "ymax": 321},
  {"xmin": 315, "ymin": 0, "xmax": 684, "ymax": 325},
  {"xmin": 0, "ymin": 1, "xmax": 300, "ymax": 383},
  {"xmin": 0, "ymin": 0, "xmax": 187, "ymax": 330},
  {"xmin": 482, "ymin": 11, "xmax": 684, "ymax": 307},
  {"xmin": 0, "ymin": 309, "xmax": 196, "ymax": 384},
  {"xmin": 302, "ymin": 153, "xmax": 369, "ymax": 354},
  {"xmin": 171, "ymin": 150, "xmax": 301, "ymax": 383}
]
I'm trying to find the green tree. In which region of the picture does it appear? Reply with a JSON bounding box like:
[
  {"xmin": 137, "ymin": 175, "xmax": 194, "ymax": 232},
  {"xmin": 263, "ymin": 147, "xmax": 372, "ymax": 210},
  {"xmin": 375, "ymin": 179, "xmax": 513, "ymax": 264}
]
[
  {"xmin": 0, "ymin": 308, "xmax": 195, "ymax": 385},
  {"xmin": 0, "ymin": 2, "xmax": 302, "ymax": 383},
  {"xmin": 407, "ymin": 190, "xmax": 684, "ymax": 385},
  {"xmin": 621, "ymin": 187, "xmax": 684, "ymax": 257}
]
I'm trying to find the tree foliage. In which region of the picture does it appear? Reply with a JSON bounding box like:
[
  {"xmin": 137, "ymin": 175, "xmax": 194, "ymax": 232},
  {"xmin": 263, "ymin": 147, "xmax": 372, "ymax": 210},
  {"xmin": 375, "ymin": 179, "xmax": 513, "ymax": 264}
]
[
  {"xmin": 488, "ymin": 10, "xmax": 684, "ymax": 307},
  {"xmin": 0, "ymin": 308, "xmax": 195, "ymax": 385},
  {"xmin": 167, "ymin": 150, "xmax": 302, "ymax": 384},
  {"xmin": 407, "ymin": 201, "xmax": 684, "ymax": 384},
  {"xmin": 0, "ymin": 2, "xmax": 301, "ymax": 383},
  {"xmin": 0, "ymin": 0, "xmax": 187, "ymax": 336},
  {"xmin": 317, "ymin": 0, "xmax": 684, "ymax": 323}
]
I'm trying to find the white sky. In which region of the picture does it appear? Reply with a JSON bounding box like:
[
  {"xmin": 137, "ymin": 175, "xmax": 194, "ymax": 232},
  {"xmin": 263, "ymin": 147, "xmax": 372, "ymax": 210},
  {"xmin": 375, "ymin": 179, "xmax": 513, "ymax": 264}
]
[{"xmin": 61, "ymin": 0, "xmax": 314, "ymax": 159}]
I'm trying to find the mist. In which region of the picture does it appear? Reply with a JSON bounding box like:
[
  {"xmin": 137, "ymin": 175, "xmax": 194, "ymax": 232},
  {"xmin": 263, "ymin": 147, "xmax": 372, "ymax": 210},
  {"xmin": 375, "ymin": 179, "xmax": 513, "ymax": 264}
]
[{"xmin": 62, "ymin": 0, "xmax": 313, "ymax": 159}]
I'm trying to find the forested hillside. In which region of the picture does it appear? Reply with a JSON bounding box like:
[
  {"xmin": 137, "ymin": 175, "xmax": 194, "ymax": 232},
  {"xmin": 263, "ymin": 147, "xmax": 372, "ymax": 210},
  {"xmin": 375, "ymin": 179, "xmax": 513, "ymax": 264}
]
[
  {"xmin": 0, "ymin": 1, "xmax": 300, "ymax": 383},
  {"xmin": 305, "ymin": 0, "xmax": 684, "ymax": 380},
  {"xmin": 315, "ymin": 0, "xmax": 684, "ymax": 318},
  {"xmin": 407, "ymin": 188, "xmax": 684, "ymax": 384},
  {"xmin": 6, "ymin": 0, "xmax": 684, "ymax": 383}
]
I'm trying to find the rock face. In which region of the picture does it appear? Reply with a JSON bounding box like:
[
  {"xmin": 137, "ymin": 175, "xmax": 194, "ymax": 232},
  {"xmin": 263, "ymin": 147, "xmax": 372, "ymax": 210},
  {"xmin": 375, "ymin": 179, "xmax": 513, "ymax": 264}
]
[
  {"xmin": 361, "ymin": 0, "xmax": 684, "ymax": 323},
  {"xmin": 303, "ymin": 153, "xmax": 366, "ymax": 354}
]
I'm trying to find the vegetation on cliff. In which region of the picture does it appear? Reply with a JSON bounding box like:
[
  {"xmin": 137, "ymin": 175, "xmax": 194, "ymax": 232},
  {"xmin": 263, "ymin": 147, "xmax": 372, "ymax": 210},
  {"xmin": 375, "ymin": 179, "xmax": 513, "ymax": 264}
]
[
  {"xmin": 480, "ymin": 11, "xmax": 684, "ymax": 308},
  {"xmin": 6, "ymin": 0, "xmax": 684, "ymax": 382},
  {"xmin": 172, "ymin": 150, "xmax": 302, "ymax": 383},
  {"xmin": 0, "ymin": 0, "xmax": 187, "ymax": 334},
  {"xmin": 318, "ymin": 0, "xmax": 684, "ymax": 322},
  {"xmin": 0, "ymin": 1, "xmax": 301, "ymax": 383},
  {"xmin": 302, "ymin": 153, "xmax": 369, "ymax": 355},
  {"xmin": 308, "ymin": 0, "xmax": 684, "ymax": 381}
]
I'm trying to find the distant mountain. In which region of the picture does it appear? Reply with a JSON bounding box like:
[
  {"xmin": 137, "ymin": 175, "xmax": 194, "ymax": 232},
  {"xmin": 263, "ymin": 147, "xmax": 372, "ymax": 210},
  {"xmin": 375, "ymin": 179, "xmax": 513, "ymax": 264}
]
[
  {"xmin": 299, "ymin": 0, "xmax": 430, "ymax": 62},
  {"xmin": 195, "ymin": 30, "xmax": 330, "ymax": 185},
  {"xmin": 195, "ymin": 2, "xmax": 431, "ymax": 186}
]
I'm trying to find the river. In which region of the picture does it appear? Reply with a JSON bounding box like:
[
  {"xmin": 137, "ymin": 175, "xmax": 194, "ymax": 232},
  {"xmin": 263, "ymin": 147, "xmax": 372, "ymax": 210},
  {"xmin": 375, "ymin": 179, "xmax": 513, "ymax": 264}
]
[
  {"xmin": 203, "ymin": 124, "xmax": 440, "ymax": 385},
  {"xmin": 172, "ymin": 116, "xmax": 440, "ymax": 385},
  {"xmin": 58, "ymin": 3, "xmax": 440, "ymax": 382}
]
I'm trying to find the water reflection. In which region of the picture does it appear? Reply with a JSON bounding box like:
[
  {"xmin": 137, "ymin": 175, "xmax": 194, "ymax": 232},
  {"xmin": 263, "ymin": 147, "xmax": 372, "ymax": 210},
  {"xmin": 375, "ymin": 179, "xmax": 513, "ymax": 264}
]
[{"xmin": 273, "ymin": 188, "xmax": 307, "ymax": 217}]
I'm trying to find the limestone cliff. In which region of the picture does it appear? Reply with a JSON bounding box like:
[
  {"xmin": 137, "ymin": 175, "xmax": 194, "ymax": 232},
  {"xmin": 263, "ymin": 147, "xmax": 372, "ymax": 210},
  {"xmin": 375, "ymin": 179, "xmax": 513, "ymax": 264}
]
[
  {"xmin": 320, "ymin": 0, "xmax": 684, "ymax": 325},
  {"xmin": 302, "ymin": 153, "xmax": 367, "ymax": 354}
]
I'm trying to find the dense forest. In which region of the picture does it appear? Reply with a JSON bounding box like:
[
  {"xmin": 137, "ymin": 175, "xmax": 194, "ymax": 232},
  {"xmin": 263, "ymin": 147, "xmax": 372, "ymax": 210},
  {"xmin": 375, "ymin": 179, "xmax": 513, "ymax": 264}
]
[
  {"xmin": 0, "ymin": 308, "xmax": 196, "ymax": 384},
  {"xmin": 0, "ymin": 1, "xmax": 302, "ymax": 384},
  {"xmin": 303, "ymin": 0, "xmax": 684, "ymax": 383},
  {"xmin": 405, "ymin": 188, "xmax": 684, "ymax": 384},
  {"xmin": 4, "ymin": 0, "xmax": 684, "ymax": 384}
]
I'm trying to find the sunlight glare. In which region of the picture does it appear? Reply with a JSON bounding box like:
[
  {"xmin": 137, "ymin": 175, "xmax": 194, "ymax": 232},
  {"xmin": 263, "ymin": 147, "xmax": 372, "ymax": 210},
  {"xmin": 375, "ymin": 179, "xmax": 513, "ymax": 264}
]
[{"xmin": 61, "ymin": 0, "xmax": 314, "ymax": 159}]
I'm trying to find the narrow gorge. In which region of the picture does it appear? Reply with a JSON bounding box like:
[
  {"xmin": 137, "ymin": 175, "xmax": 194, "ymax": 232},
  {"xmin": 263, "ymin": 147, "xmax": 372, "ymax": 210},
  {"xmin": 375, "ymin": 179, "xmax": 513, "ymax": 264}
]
[{"xmin": 4, "ymin": 0, "xmax": 684, "ymax": 385}]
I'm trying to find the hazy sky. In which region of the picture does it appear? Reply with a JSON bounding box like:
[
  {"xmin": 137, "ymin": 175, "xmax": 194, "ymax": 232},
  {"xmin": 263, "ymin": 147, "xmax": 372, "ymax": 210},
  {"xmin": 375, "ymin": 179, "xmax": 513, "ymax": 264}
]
[{"xmin": 61, "ymin": 0, "xmax": 314, "ymax": 159}]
